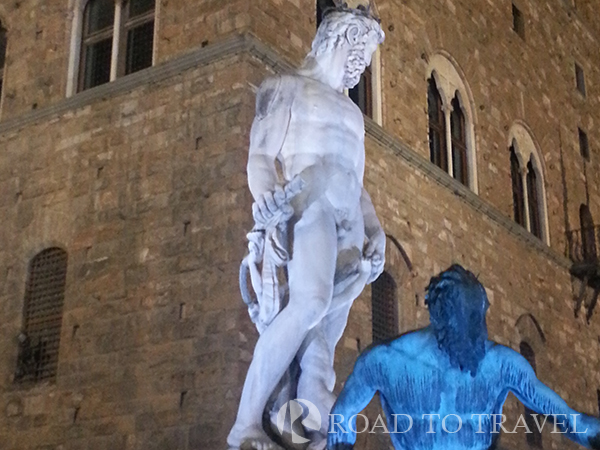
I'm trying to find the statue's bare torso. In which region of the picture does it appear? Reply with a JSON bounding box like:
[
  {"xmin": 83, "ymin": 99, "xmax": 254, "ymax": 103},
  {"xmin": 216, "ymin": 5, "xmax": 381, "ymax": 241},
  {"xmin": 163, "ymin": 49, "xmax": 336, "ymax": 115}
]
[{"xmin": 267, "ymin": 75, "xmax": 366, "ymax": 221}]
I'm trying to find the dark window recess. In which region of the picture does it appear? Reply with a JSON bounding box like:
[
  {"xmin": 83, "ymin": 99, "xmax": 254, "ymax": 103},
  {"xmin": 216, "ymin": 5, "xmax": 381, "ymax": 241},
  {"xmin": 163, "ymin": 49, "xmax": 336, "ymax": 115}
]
[
  {"xmin": 316, "ymin": 0, "xmax": 335, "ymax": 29},
  {"xmin": 519, "ymin": 342, "xmax": 543, "ymax": 448},
  {"xmin": 349, "ymin": 65, "xmax": 373, "ymax": 118},
  {"xmin": 428, "ymin": 77, "xmax": 447, "ymax": 171},
  {"xmin": 575, "ymin": 63, "xmax": 586, "ymax": 96},
  {"xmin": 122, "ymin": 0, "xmax": 155, "ymax": 75},
  {"xmin": 371, "ymin": 271, "xmax": 398, "ymax": 343},
  {"xmin": 450, "ymin": 95, "xmax": 468, "ymax": 186},
  {"xmin": 129, "ymin": 0, "xmax": 155, "ymax": 17},
  {"xmin": 87, "ymin": 0, "xmax": 115, "ymax": 33},
  {"xmin": 512, "ymin": 4, "xmax": 525, "ymax": 39},
  {"xmin": 0, "ymin": 26, "xmax": 7, "ymax": 98},
  {"xmin": 83, "ymin": 38, "xmax": 112, "ymax": 89},
  {"xmin": 579, "ymin": 204, "xmax": 597, "ymax": 262},
  {"xmin": 16, "ymin": 248, "xmax": 68, "ymax": 384},
  {"xmin": 526, "ymin": 159, "xmax": 542, "ymax": 239},
  {"xmin": 80, "ymin": 0, "xmax": 114, "ymax": 90},
  {"xmin": 510, "ymin": 146, "xmax": 526, "ymax": 227},
  {"xmin": 579, "ymin": 127, "xmax": 590, "ymax": 160},
  {"xmin": 126, "ymin": 20, "xmax": 154, "ymax": 74}
]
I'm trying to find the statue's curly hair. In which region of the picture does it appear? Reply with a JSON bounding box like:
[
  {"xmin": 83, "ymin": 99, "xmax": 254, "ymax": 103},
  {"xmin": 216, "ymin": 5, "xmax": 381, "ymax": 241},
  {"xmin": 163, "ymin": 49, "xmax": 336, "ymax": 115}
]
[
  {"xmin": 425, "ymin": 264, "xmax": 489, "ymax": 375},
  {"xmin": 309, "ymin": 10, "xmax": 384, "ymax": 58}
]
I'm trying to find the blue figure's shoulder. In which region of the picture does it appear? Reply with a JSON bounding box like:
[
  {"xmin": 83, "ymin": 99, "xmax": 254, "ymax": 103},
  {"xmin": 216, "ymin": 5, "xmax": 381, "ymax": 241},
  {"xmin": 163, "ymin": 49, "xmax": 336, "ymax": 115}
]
[{"xmin": 360, "ymin": 328, "xmax": 438, "ymax": 365}]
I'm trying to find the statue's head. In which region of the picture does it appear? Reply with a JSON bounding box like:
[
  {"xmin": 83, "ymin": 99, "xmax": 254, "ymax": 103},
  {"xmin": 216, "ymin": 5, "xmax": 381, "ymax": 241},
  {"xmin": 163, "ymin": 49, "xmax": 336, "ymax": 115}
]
[
  {"xmin": 425, "ymin": 264, "xmax": 490, "ymax": 376},
  {"xmin": 309, "ymin": 9, "xmax": 384, "ymax": 89}
]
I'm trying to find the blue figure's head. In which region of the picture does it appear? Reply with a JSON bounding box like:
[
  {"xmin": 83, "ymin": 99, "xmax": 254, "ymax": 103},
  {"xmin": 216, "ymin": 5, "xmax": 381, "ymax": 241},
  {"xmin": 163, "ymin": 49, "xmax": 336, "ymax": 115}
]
[{"xmin": 425, "ymin": 264, "xmax": 490, "ymax": 376}]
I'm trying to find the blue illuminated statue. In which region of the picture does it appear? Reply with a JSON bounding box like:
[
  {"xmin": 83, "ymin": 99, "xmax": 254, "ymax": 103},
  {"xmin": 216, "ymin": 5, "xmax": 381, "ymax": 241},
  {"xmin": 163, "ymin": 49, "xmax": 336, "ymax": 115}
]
[{"xmin": 328, "ymin": 265, "xmax": 600, "ymax": 450}]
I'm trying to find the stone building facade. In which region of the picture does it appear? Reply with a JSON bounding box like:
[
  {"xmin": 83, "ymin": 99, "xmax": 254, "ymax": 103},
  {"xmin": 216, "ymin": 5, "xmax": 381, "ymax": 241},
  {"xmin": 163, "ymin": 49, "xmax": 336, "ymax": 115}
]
[{"xmin": 0, "ymin": 0, "xmax": 598, "ymax": 449}]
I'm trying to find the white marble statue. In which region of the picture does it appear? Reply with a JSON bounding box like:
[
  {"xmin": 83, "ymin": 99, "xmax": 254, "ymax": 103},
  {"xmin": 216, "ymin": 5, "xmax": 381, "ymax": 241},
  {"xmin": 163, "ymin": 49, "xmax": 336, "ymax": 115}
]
[{"xmin": 230, "ymin": 4, "xmax": 385, "ymax": 450}]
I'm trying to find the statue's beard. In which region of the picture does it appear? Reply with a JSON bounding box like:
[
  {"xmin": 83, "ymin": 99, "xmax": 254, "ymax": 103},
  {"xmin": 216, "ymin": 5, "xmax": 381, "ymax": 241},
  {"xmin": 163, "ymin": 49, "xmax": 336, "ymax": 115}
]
[
  {"xmin": 343, "ymin": 46, "xmax": 367, "ymax": 89},
  {"xmin": 434, "ymin": 319, "xmax": 487, "ymax": 376}
]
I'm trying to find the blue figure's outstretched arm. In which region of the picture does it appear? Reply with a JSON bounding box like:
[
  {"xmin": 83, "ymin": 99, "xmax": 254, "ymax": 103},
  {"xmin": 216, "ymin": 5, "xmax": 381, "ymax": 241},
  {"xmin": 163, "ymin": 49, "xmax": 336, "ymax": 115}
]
[
  {"xmin": 327, "ymin": 349, "xmax": 381, "ymax": 450},
  {"xmin": 502, "ymin": 347, "xmax": 600, "ymax": 449}
]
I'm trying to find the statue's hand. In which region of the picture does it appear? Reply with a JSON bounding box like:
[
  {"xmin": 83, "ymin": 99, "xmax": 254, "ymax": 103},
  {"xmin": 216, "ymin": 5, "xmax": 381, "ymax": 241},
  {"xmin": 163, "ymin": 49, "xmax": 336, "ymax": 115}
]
[
  {"xmin": 364, "ymin": 229, "xmax": 385, "ymax": 283},
  {"xmin": 252, "ymin": 185, "xmax": 294, "ymax": 230}
]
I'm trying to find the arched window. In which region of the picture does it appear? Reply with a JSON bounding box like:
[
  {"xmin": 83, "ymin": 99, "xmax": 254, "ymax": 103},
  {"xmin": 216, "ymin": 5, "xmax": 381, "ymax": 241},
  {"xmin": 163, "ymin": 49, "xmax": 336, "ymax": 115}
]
[
  {"xmin": 507, "ymin": 123, "xmax": 549, "ymax": 243},
  {"xmin": 426, "ymin": 54, "xmax": 478, "ymax": 192},
  {"xmin": 450, "ymin": 95, "xmax": 468, "ymax": 186},
  {"xmin": 526, "ymin": 158, "xmax": 542, "ymax": 239},
  {"xmin": 510, "ymin": 145, "xmax": 526, "ymax": 227},
  {"xmin": 428, "ymin": 77, "xmax": 447, "ymax": 171},
  {"xmin": 579, "ymin": 204, "xmax": 597, "ymax": 262},
  {"xmin": 519, "ymin": 341, "xmax": 543, "ymax": 448},
  {"xmin": 371, "ymin": 271, "xmax": 398, "ymax": 343},
  {"xmin": 16, "ymin": 248, "xmax": 68, "ymax": 383},
  {"xmin": 77, "ymin": 0, "xmax": 156, "ymax": 92}
]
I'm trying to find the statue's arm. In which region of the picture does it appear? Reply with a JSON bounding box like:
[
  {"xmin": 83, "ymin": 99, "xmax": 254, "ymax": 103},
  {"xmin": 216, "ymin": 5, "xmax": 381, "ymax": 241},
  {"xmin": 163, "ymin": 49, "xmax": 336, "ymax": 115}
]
[
  {"xmin": 360, "ymin": 188, "xmax": 385, "ymax": 283},
  {"xmin": 503, "ymin": 347, "xmax": 600, "ymax": 449},
  {"xmin": 247, "ymin": 76, "xmax": 293, "ymax": 201},
  {"xmin": 327, "ymin": 349, "xmax": 381, "ymax": 449}
]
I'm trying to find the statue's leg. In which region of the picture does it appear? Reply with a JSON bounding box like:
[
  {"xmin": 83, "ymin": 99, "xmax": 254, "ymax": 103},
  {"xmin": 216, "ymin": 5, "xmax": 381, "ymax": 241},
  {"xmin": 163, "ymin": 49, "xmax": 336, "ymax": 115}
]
[
  {"xmin": 296, "ymin": 211, "xmax": 366, "ymax": 450},
  {"xmin": 228, "ymin": 201, "xmax": 337, "ymax": 449},
  {"xmin": 296, "ymin": 300, "xmax": 354, "ymax": 435}
]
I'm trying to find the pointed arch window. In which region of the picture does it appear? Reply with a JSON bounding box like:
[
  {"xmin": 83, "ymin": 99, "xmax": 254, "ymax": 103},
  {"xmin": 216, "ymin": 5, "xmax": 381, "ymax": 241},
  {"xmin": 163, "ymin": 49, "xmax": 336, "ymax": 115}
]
[
  {"xmin": 510, "ymin": 145, "xmax": 526, "ymax": 227},
  {"xmin": 450, "ymin": 95, "xmax": 468, "ymax": 186},
  {"xmin": 79, "ymin": 0, "xmax": 155, "ymax": 92},
  {"xmin": 508, "ymin": 125, "xmax": 549, "ymax": 243},
  {"xmin": 371, "ymin": 271, "xmax": 398, "ymax": 343},
  {"xmin": 428, "ymin": 77, "xmax": 447, "ymax": 171},
  {"xmin": 526, "ymin": 159, "xmax": 542, "ymax": 239},
  {"xmin": 519, "ymin": 342, "xmax": 543, "ymax": 448},
  {"xmin": 16, "ymin": 248, "xmax": 68, "ymax": 383}
]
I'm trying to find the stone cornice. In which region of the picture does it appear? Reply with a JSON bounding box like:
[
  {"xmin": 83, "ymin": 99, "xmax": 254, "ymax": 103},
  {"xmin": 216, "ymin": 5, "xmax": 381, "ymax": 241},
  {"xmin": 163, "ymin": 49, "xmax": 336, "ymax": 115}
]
[{"xmin": 0, "ymin": 32, "xmax": 571, "ymax": 269}]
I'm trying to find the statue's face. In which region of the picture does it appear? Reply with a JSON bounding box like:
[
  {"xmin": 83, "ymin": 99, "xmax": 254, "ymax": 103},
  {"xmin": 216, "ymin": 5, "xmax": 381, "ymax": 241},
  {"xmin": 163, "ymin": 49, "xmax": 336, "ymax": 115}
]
[{"xmin": 342, "ymin": 33, "xmax": 379, "ymax": 89}]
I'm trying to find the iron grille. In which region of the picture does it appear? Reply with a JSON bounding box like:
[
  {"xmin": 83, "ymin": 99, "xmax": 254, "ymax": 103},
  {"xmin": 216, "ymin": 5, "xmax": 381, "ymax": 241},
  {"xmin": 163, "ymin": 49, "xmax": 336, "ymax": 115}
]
[
  {"xmin": 371, "ymin": 271, "xmax": 398, "ymax": 343},
  {"xmin": 16, "ymin": 248, "xmax": 67, "ymax": 383},
  {"xmin": 123, "ymin": 0, "xmax": 155, "ymax": 75}
]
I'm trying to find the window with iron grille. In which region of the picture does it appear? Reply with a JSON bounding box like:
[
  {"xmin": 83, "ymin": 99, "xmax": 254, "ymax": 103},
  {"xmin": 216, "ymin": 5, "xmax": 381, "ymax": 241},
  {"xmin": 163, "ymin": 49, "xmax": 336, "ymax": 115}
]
[
  {"xmin": 15, "ymin": 248, "xmax": 68, "ymax": 383},
  {"xmin": 428, "ymin": 77, "xmax": 447, "ymax": 172},
  {"xmin": 510, "ymin": 145, "xmax": 526, "ymax": 227},
  {"xmin": 526, "ymin": 159, "xmax": 542, "ymax": 239},
  {"xmin": 79, "ymin": 0, "xmax": 155, "ymax": 92},
  {"xmin": 519, "ymin": 342, "xmax": 543, "ymax": 448},
  {"xmin": 450, "ymin": 95, "xmax": 468, "ymax": 186},
  {"xmin": 371, "ymin": 271, "xmax": 398, "ymax": 343}
]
